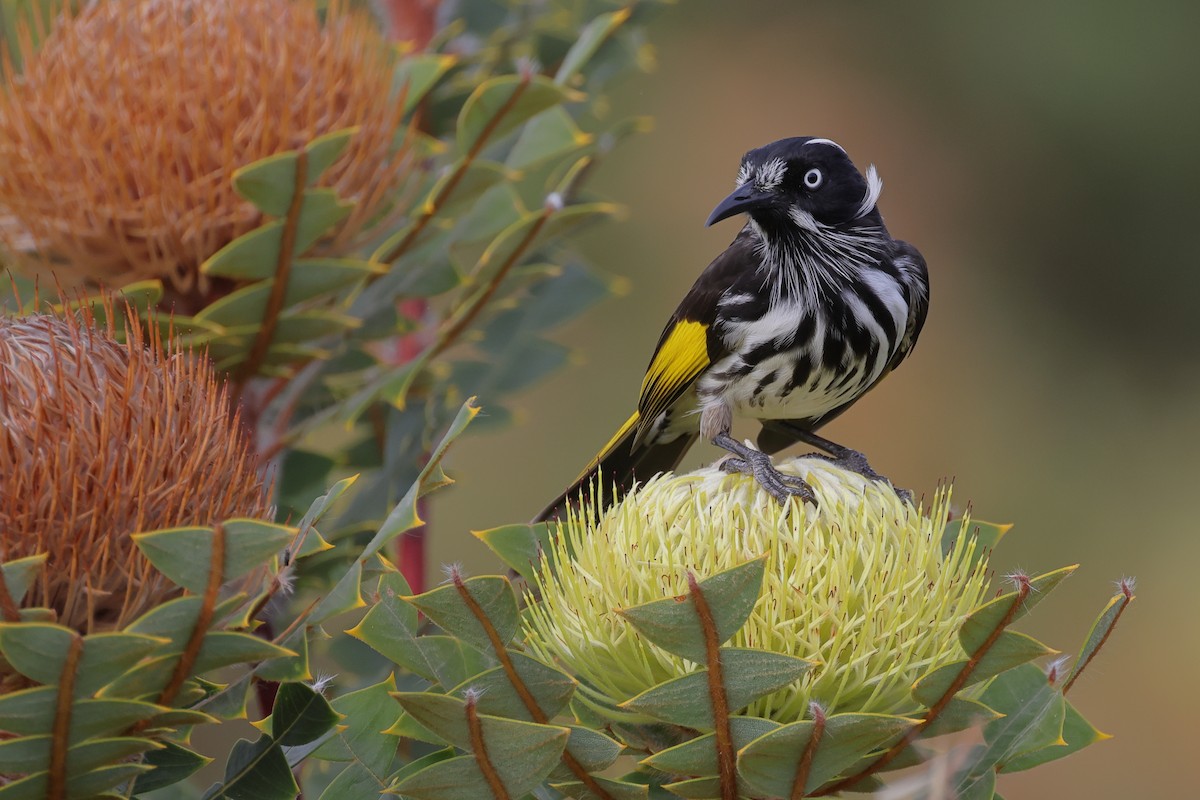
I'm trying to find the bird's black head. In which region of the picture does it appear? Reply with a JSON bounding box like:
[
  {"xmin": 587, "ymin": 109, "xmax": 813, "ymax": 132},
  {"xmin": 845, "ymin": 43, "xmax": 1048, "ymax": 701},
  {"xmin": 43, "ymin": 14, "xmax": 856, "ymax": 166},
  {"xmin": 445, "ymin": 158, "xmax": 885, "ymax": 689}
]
[{"xmin": 706, "ymin": 137, "xmax": 882, "ymax": 233}]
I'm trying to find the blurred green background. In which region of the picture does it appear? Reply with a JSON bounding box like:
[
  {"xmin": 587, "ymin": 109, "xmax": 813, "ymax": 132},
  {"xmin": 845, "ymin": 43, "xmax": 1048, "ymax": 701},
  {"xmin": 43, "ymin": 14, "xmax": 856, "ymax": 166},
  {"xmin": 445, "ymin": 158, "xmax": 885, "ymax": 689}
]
[{"xmin": 432, "ymin": 2, "xmax": 1198, "ymax": 797}]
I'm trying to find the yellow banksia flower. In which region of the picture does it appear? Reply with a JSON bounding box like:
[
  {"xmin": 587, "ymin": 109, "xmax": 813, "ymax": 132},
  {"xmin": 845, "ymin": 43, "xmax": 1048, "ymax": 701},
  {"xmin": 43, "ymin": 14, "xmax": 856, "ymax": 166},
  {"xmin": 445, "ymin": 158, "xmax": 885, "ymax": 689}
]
[
  {"xmin": 0, "ymin": 308, "xmax": 270, "ymax": 636},
  {"xmin": 0, "ymin": 0, "xmax": 411, "ymax": 311},
  {"xmin": 524, "ymin": 458, "xmax": 991, "ymax": 721}
]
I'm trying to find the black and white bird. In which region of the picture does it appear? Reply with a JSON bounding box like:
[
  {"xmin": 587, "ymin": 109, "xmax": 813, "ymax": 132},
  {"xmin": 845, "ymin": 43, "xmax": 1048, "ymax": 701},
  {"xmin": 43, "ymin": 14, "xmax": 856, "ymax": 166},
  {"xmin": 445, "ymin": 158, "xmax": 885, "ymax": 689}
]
[{"xmin": 536, "ymin": 136, "xmax": 929, "ymax": 521}]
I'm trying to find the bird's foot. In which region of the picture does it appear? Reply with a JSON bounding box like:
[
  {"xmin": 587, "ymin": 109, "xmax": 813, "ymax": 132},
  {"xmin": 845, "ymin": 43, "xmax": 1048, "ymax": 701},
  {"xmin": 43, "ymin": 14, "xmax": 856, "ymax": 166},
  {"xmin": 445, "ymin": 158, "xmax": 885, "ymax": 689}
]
[
  {"xmin": 714, "ymin": 433, "xmax": 817, "ymax": 506},
  {"xmin": 806, "ymin": 444, "xmax": 913, "ymax": 503}
]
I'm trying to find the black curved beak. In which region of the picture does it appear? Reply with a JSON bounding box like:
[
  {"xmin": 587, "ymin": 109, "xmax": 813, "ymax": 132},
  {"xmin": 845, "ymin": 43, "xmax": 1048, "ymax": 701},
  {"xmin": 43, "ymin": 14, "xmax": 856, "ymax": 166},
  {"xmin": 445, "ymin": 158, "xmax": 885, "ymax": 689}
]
[{"xmin": 706, "ymin": 183, "xmax": 774, "ymax": 226}]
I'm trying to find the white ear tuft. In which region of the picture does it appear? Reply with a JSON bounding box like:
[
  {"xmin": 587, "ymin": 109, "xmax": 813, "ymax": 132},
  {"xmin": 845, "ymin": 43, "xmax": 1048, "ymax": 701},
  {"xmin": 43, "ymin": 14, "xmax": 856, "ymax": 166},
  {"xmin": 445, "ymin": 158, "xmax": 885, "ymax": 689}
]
[{"xmin": 856, "ymin": 165, "xmax": 883, "ymax": 219}]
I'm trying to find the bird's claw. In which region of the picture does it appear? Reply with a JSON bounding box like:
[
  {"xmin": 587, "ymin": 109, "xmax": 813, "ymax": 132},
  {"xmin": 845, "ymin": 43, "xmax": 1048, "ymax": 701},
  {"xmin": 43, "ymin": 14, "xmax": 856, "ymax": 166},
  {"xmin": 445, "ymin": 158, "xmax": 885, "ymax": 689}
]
[
  {"xmin": 806, "ymin": 446, "xmax": 912, "ymax": 504},
  {"xmin": 720, "ymin": 450, "xmax": 817, "ymax": 506}
]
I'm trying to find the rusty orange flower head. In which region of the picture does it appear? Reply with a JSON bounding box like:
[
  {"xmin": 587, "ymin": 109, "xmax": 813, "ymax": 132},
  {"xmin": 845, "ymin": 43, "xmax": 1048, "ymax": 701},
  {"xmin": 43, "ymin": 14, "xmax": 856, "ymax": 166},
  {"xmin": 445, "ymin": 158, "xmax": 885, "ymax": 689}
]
[
  {"xmin": 0, "ymin": 0, "xmax": 412, "ymax": 312},
  {"xmin": 0, "ymin": 306, "xmax": 271, "ymax": 634}
]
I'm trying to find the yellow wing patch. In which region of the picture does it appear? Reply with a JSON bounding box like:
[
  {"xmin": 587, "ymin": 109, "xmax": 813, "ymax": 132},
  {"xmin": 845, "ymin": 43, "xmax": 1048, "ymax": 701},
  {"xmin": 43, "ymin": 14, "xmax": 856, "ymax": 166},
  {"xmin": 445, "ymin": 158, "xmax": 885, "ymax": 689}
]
[{"xmin": 637, "ymin": 319, "xmax": 710, "ymax": 436}]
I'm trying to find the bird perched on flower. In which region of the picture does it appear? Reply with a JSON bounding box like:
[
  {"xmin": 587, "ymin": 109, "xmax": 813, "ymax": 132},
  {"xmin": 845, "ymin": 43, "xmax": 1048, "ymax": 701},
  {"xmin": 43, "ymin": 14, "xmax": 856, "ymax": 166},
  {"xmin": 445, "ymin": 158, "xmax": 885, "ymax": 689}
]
[{"xmin": 536, "ymin": 136, "xmax": 929, "ymax": 521}]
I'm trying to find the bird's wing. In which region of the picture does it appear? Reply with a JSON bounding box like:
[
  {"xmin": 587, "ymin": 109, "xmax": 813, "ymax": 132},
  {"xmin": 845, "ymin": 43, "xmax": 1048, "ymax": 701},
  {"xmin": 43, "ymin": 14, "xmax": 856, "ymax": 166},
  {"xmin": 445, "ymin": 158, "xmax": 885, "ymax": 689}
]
[{"xmin": 634, "ymin": 228, "xmax": 761, "ymax": 442}]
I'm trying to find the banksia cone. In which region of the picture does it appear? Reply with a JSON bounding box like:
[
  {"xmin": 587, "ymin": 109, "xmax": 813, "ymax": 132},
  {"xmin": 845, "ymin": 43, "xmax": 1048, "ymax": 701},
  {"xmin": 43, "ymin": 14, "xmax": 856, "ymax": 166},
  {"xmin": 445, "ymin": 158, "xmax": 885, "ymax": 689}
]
[
  {"xmin": 525, "ymin": 458, "xmax": 991, "ymax": 721},
  {"xmin": 0, "ymin": 0, "xmax": 411, "ymax": 312},
  {"xmin": 0, "ymin": 308, "xmax": 270, "ymax": 635}
]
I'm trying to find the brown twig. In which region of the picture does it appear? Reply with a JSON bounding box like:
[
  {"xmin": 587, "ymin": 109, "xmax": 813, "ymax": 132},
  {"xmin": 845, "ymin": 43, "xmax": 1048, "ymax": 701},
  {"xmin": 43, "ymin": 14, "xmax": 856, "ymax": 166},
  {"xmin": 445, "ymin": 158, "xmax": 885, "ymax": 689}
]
[
  {"xmin": 235, "ymin": 150, "xmax": 309, "ymax": 388},
  {"xmin": 48, "ymin": 632, "xmax": 84, "ymax": 800},
  {"xmin": 465, "ymin": 691, "xmax": 511, "ymax": 799},
  {"xmin": 687, "ymin": 571, "xmax": 738, "ymax": 800},
  {"xmin": 1062, "ymin": 581, "xmax": 1135, "ymax": 695},
  {"xmin": 791, "ymin": 704, "xmax": 826, "ymax": 800},
  {"xmin": 452, "ymin": 572, "xmax": 615, "ymax": 799}
]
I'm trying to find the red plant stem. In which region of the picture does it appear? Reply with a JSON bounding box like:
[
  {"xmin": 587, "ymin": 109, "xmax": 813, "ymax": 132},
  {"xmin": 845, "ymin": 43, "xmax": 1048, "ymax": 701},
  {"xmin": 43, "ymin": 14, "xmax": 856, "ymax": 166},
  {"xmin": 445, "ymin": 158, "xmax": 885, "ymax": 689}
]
[
  {"xmin": 791, "ymin": 706, "xmax": 826, "ymax": 800},
  {"xmin": 687, "ymin": 572, "xmax": 738, "ymax": 800},
  {"xmin": 466, "ymin": 694, "xmax": 511, "ymax": 799},
  {"xmin": 48, "ymin": 633, "xmax": 84, "ymax": 800},
  {"xmin": 1062, "ymin": 589, "xmax": 1134, "ymax": 695},
  {"xmin": 452, "ymin": 573, "xmax": 615, "ymax": 799}
]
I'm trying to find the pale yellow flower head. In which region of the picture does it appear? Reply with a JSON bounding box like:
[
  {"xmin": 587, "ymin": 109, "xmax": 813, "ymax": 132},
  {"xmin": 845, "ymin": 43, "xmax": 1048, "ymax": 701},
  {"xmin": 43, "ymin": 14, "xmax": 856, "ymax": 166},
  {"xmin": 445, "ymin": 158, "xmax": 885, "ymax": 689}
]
[{"xmin": 524, "ymin": 457, "xmax": 991, "ymax": 721}]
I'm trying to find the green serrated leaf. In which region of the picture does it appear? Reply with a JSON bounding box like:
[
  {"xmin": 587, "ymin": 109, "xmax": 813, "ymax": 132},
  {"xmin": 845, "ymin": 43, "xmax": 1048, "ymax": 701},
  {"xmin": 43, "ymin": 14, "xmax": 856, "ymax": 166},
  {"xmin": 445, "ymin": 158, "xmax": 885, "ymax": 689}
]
[
  {"xmin": 266, "ymin": 683, "xmax": 340, "ymax": 747},
  {"xmin": 474, "ymin": 522, "xmax": 553, "ymax": 582},
  {"xmin": 414, "ymin": 635, "xmax": 494, "ymax": 690},
  {"xmin": 554, "ymin": 8, "xmax": 631, "ymax": 84},
  {"xmin": 0, "ymin": 736, "xmax": 160, "ymax": 780},
  {"xmin": 133, "ymin": 520, "xmax": 294, "ymax": 595},
  {"xmin": 422, "ymin": 158, "xmax": 513, "ymax": 216},
  {"xmin": 391, "ymin": 719, "xmax": 567, "ymax": 800},
  {"xmin": 194, "ymin": 632, "xmax": 294, "ymax": 675},
  {"xmin": 0, "ymin": 763, "xmax": 151, "ymax": 800},
  {"xmin": 622, "ymin": 649, "xmax": 814, "ymax": 729},
  {"xmin": 405, "ymin": 576, "xmax": 519, "ymax": 654},
  {"xmin": 0, "ymin": 689, "xmax": 163, "ymax": 740},
  {"xmin": 0, "ymin": 555, "xmax": 47, "ymax": 606},
  {"xmin": 394, "ymin": 54, "xmax": 457, "ymax": 116},
  {"xmin": 233, "ymin": 151, "xmax": 301, "ymax": 217},
  {"xmin": 739, "ymin": 713, "xmax": 918, "ymax": 797},
  {"xmin": 959, "ymin": 565, "xmax": 1078, "ymax": 653},
  {"xmin": 1066, "ymin": 587, "xmax": 1135, "ymax": 691},
  {"xmin": 619, "ymin": 557, "xmax": 766, "ymax": 663},
  {"xmin": 999, "ymin": 697, "xmax": 1109, "ymax": 772},
  {"xmin": 507, "ymin": 105, "xmax": 592, "ymax": 171},
  {"xmin": 941, "ymin": 518, "xmax": 1011, "ymax": 568},
  {"xmin": 210, "ymin": 735, "xmax": 299, "ymax": 800},
  {"xmin": 921, "ymin": 696, "xmax": 1003, "ymax": 738},
  {"xmin": 133, "ymin": 740, "xmax": 212, "ymax": 794},
  {"xmin": 643, "ymin": 716, "xmax": 780, "ymax": 776},
  {"xmin": 552, "ymin": 775, "xmax": 649, "ymax": 800},
  {"xmin": 912, "ymin": 632, "xmax": 1057, "ymax": 707},
  {"xmin": 312, "ymin": 677, "xmax": 402, "ymax": 777},
  {"xmin": 456, "ymin": 74, "xmax": 583, "ymax": 155},
  {"xmin": 450, "ymin": 651, "xmax": 575, "ymax": 721},
  {"xmin": 0, "ymin": 625, "xmax": 166, "ymax": 696}
]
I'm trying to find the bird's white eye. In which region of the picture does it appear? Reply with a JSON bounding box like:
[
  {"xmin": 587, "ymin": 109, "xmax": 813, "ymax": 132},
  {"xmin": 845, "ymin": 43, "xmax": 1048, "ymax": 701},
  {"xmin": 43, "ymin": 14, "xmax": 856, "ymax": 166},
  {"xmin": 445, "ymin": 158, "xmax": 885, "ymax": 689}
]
[{"xmin": 803, "ymin": 168, "xmax": 823, "ymax": 189}]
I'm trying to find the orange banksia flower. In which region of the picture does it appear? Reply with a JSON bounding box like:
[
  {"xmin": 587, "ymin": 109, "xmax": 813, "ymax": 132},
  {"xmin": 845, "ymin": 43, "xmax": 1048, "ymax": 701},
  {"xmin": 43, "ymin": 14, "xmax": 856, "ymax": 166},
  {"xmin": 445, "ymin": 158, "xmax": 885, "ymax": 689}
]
[
  {"xmin": 0, "ymin": 0, "xmax": 411, "ymax": 311},
  {"xmin": 0, "ymin": 307, "xmax": 270, "ymax": 635}
]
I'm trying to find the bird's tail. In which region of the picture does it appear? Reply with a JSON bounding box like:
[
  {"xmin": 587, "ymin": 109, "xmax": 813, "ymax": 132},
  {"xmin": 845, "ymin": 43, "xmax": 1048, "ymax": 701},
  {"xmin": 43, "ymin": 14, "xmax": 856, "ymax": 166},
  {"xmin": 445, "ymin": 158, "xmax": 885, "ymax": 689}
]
[{"xmin": 533, "ymin": 410, "xmax": 697, "ymax": 523}]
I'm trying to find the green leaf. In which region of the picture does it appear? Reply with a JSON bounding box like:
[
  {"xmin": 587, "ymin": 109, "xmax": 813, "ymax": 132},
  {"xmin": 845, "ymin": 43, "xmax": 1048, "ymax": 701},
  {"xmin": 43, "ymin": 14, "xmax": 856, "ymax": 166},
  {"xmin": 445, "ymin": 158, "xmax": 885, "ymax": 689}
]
[
  {"xmin": 1066, "ymin": 585, "xmax": 1135, "ymax": 691},
  {"xmin": 422, "ymin": 159, "xmax": 514, "ymax": 216},
  {"xmin": 133, "ymin": 520, "xmax": 294, "ymax": 594},
  {"xmin": 345, "ymin": 571, "xmax": 428, "ymax": 675},
  {"xmin": 311, "ymin": 677, "xmax": 402, "ymax": 778},
  {"xmin": 456, "ymin": 74, "xmax": 583, "ymax": 155},
  {"xmin": 0, "ymin": 554, "xmax": 47, "ymax": 605},
  {"xmin": 921, "ymin": 696, "xmax": 1003, "ymax": 738},
  {"xmin": 267, "ymin": 682, "xmax": 340, "ymax": 747},
  {"xmin": 912, "ymin": 632, "xmax": 1057, "ymax": 707},
  {"xmin": 476, "ymin": 203, "xmax": 618, "ymax": 279},
  {"xmin": 551, "ymin": 775, "xmax": 649, "ymax": 800},
  {"xmin": 209, "ymin": 735, "xmax": 299, "ymax": 800},
  {"xmin": 133, "ymin": 741, "xmax": 212, "ymax": 793},
  {"xmin": 554, "ymin": 8, "xmax": 631, "ymax": 84},
  {"xmin": 0, "ymin": 625, "xmax": 166, "ymax": 696},
  {"xmin": 739, "ymin": 713, "xmax": 918, "ymax": 798},
  {"xmin": 0, "ymin": 763, "xmax": 151, "ymax": 800},
  {"xmin": 199, "ymin": 191, "xmax": 350, "ymax": 281},
  {"xmin": 959, "ymin": 565, "xmax": 1078, "ymax": 652},
  {"xmin": 294, "ymin": 474, "xmax": 358, "ymax": 542},
  {"xmin": 0, "ymin": 735, "xmax": 160, "ymax": 779},
  {"xmin": 308, "ymin": 558, "xmax": 365, "ymax": 625},
  {"xmin": 999, "ymin": 697, "xmax": 1108, "ymax": 772},
  {"xmin": 394, "ymin": 54, "xmax": 457, "ymax": 116},
  {"xmin": 305, "ymin": 128, "xmax": 357, "ymax": 184},
  {"xmin": 558, "ymin": 724, "xmax": 622, "ymax": 774},
  {"xmin": 942, "ymin": 518, "xmax": 1011, "ymax": 568},
  {"xmin": 358, "ymin": 399, "xmax": 479, "ymax": 560},
  {"xmin": 450, "ymin": 652, "xmax": 575, "ymax": 721},
  {"xmin": 234, "ymin": 151, "xmax": 300, "ymax": 217},
  {"xmin": 622, "ymin": 649, "xmax": 814, "ymax": 729},
  {"xmin": 0, "ymin": 689, "xmax": 165, "ymax": 740},
  {"xmin": 643, "ymin": 716, "xmax": 780, "ymax": 776},
  {"xmin": 391, "ymin": 722, "xmax": 567, "ymax": 800},
  {"xmin": 404, "ymin": 576, "xmax": 519, "ymax": 654},
  {"xmin": 951, "ymin": 664, "xmax": 1066, "ymax": 796},
  {"xmin": 474, "ymin": 523, "xmax": 553, "ymax": 581},
  {"xmin": 507, "ymin": 106, "xmax": 592, "ymax": 171},
  {"xmin": 619, "ymin": 558, "xmax": 767, "ymax": 663},
  {"xmin": 194, "ymin": 632, "xmax": 294, "ymax": 674},
  {"xmin": 414, "ymin": 635, "xmax": 494, "ymax": 690}
]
